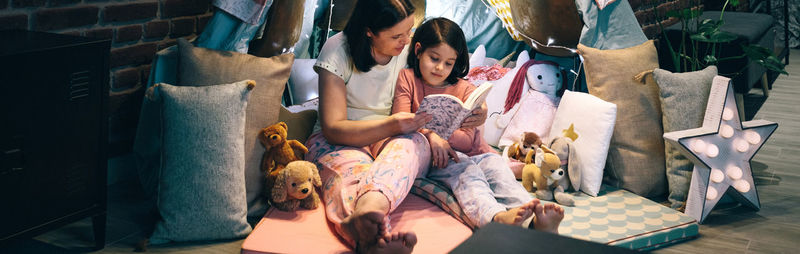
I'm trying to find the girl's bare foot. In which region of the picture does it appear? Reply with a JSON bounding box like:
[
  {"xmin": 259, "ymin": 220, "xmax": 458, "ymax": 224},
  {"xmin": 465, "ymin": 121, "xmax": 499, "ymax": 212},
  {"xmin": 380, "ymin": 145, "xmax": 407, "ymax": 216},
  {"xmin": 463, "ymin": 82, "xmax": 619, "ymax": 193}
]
[
  {"xmin": 493, "ymin": 199, "xmax": 539, "ymax": 226},
  {"xmin": 531, "ymin": 203, "xmax": 564, "ymax": 234}
]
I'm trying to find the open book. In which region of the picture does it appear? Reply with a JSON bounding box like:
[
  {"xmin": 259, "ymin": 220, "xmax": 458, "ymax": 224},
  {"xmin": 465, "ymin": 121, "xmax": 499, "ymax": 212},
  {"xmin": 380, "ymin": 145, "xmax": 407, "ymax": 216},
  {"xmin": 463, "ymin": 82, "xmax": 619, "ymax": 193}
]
[{"xmin": 417, "ymin": 82, "xmax": 493, "ymax": 140}]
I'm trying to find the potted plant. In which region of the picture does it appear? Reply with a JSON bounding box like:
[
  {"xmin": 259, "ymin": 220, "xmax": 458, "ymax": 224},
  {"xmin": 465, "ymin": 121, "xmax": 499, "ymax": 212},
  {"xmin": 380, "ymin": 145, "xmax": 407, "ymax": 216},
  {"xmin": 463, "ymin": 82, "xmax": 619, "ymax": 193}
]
[{"xmin": 657, "ymin": 0, "xmax": 787, "ymax": 76}]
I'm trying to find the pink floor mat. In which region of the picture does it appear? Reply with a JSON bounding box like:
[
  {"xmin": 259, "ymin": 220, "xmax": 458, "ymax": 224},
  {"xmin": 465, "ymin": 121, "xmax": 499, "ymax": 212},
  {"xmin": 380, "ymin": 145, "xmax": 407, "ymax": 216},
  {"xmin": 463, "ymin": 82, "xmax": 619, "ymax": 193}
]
[{"xmin": 241, "ymin": 194, "xmax": 473, "ymax": 254}]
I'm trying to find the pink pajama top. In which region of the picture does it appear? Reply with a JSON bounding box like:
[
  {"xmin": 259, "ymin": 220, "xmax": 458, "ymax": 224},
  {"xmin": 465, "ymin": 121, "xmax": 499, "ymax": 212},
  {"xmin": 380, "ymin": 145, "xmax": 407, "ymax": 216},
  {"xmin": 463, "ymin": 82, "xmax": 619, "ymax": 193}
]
[{"xmin": 392, "ymin": 69, "xmax": 496, "ymax": 156}]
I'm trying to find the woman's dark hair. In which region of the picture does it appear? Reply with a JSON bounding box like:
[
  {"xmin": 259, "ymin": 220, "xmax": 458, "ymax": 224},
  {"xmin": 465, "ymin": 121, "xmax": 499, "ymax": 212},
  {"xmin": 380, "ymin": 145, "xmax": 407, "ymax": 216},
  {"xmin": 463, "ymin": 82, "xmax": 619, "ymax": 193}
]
[
  {"xmin": 344, "ymin": 0, "xmax": 416, "ymax": 72},
  {"xmin": 407, "ymin": 17, "xmax": 470, "ymax": 85}
]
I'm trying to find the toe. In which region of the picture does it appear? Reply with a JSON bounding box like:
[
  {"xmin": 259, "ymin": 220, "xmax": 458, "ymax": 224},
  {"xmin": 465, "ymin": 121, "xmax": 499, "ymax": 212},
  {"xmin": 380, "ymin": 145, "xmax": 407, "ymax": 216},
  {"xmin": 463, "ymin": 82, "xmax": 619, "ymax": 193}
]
[
  {"xmin": 533, "ymin": 203, "xmax": 545, "ymax": 216},
  {"xmin": 404, "ymin": 232, "xmax": 418, "ymax": 247}
]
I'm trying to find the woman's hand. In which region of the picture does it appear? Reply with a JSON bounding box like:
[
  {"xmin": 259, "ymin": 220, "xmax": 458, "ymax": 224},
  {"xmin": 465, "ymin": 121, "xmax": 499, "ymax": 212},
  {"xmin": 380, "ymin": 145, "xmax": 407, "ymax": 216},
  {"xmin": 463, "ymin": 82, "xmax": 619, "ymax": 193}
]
[
  {"xmin": 392, "ymin": 112, "xmax": 432, "ymax": 134},
  {"xmin": 426, "ymin": 132, "xmax": 459, "ymax": 169},
  {"xmin": 461, "ymin": 102, "xmax": 488, "ymax": 128}
]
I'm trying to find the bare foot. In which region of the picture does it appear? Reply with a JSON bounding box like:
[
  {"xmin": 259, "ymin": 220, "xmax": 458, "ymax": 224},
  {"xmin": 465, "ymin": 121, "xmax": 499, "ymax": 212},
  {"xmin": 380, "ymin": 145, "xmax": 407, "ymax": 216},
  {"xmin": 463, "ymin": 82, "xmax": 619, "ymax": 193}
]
[
  {"xmin": 341, "ymin": 192, "xmax": 390, "ymax": 244},
  {"xmin": 493, "ymin": 199, "xmax": 539, "ymax": 226},
  {"xmin": 531, "ymin": 203, "xmax": 564, "ymax": 234},
  {"xmin": 359, "ymin": 232, "xmax": 417, "ymax": 254}
]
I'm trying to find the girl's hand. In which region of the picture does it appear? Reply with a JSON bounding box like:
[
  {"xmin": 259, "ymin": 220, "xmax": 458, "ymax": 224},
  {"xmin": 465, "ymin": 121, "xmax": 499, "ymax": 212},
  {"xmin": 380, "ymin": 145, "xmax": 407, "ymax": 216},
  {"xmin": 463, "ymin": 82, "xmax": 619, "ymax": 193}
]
[
  {"xmin": 461, "ymin": 102, "xmax": 488, "ymax": 128},
  {"xmin": 426, "ymin": 132, "xmax": 459, "ymax": 168},
  {"xmin": 393, "ymin": 112, "xmax": 432, "ymax": 134}
]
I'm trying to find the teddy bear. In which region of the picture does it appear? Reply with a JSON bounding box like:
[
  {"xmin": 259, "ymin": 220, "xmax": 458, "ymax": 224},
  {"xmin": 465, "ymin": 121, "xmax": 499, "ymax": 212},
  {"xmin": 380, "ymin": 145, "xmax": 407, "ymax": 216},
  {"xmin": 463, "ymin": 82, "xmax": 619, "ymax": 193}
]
[
  {"xmin": 259, "ymin": 121, "xmax": 308, "ymax": 174},
  {"xmin": 268, "ymin": 160, "xmax": 321, "ymax": 211},
  {"xmin": 520, "ymin": 145, "xmax": 573, "ymax": 206},
  {"xmin": 495, "ymin": 60, "xmax": 567, "ymax": 149}
]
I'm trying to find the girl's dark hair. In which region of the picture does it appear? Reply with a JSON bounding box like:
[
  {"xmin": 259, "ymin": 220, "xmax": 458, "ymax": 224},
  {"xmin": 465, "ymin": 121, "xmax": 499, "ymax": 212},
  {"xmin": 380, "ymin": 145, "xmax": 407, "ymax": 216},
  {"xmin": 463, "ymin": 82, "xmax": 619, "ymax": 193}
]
[
  {"xmin": 407, "ymin": 17, "xmax": 470, "ymax": 85},
  {"xmin": 344, "ymin": 0, "xmax": 416, "ymax": 72}
]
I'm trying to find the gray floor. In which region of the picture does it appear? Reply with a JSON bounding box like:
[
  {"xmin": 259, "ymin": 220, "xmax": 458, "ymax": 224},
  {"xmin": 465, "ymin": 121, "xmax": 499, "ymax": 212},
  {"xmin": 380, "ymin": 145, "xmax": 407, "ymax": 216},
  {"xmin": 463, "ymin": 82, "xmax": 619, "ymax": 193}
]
[{"xmin": 3, "ymin": 49, "xmax": 798, "ymax": 253}]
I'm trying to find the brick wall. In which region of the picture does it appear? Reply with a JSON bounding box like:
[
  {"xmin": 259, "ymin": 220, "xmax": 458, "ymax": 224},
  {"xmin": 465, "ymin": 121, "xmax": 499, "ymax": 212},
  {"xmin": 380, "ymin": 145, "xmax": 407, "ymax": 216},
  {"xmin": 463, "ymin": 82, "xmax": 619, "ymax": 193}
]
[
  {"xmin": 630, "ymin": 0, "xmax": 692, "ymax": 39},
  {"xmin": 0, "ymin": 0, "xmax": 213, "ymax": 156}
]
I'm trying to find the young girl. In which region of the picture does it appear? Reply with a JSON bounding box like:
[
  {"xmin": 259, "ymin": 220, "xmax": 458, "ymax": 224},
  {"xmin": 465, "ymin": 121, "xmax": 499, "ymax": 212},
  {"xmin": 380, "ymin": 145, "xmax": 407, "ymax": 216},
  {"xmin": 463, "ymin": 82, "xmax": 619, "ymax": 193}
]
[{"xmin": 391, "ymin": 17, "xmax": 565, "ymax": 231}]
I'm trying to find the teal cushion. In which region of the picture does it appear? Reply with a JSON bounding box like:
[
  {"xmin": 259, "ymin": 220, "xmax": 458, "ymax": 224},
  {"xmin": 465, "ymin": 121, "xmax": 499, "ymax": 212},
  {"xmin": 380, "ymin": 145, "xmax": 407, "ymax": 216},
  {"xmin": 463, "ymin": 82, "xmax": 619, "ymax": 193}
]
[
  {"xmin": 148, "ymin": 80, "xmax": 255, "ymax": 244},
  {"xmin": 654, "ymin": 66, "xmax": 717, "ymax": 209}
]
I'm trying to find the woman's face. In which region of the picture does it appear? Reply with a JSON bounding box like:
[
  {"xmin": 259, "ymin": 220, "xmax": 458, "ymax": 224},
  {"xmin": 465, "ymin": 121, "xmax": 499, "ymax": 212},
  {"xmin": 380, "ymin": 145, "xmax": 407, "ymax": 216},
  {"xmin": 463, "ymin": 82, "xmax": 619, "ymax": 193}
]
[
  {"xmin": 368, "ymin": 16, "xmax": 415, "ymax": 58},
  {"xmin": 415, "ymin": 42, "xmax": 457, "ymax": 87}
]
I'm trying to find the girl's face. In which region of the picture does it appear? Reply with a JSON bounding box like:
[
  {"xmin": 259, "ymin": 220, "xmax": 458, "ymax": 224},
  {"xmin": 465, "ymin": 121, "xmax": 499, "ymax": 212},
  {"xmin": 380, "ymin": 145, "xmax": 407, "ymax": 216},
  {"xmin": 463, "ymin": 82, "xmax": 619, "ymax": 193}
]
[
  {"xmin": 368, "ymin": 16, "xmax": 414, "ymax": 59},
  {"xmin": 415, "ymin": 42, "xmax": 458, "ymax": 87}
]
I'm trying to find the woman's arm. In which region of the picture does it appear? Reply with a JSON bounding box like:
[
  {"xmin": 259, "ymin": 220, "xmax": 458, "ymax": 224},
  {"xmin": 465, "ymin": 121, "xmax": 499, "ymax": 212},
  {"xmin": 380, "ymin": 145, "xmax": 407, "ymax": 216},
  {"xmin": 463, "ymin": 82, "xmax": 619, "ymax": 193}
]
[{"xmin": 319, "ymin": 69, "xmax": 429, "ymax": 147}]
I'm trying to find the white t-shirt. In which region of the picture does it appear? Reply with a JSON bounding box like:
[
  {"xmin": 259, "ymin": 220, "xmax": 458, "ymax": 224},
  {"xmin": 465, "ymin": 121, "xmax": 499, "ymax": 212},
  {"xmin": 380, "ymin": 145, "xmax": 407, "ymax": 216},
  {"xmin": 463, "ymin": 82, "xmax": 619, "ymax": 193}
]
[{"xmin": 312, "ymin": 32, "xmax": 410, "ymax": 132}]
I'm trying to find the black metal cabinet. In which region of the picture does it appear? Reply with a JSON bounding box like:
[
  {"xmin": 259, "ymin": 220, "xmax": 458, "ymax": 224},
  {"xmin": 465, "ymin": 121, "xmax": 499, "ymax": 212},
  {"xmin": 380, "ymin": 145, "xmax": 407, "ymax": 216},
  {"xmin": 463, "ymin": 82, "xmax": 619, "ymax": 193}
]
[{"xmin": 0, "ymin": 30, "xmax": 109, "ymax": 250}]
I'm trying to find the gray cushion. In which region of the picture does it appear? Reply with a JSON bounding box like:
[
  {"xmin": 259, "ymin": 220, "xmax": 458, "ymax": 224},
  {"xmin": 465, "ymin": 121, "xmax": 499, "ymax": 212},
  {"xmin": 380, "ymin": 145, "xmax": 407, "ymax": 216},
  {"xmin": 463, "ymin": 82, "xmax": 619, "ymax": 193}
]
[
  {"xmin": 654, "ymin": 66, "xmax": 717, "ymax": 209},
  {"xmin": 149, "ymin": 80, "xmax": 254, "ymax": 244}
]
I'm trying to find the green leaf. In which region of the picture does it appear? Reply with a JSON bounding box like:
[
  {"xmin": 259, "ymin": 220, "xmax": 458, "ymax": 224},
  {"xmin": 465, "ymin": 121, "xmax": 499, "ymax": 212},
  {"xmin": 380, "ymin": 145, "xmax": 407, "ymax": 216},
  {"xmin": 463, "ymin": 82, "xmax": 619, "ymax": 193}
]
[
  {"xmin": 742, "ymin": 44, "xmax": 774, "ymax": 59},
  {"xmin": 742, "ymin": 44, "xmax": 788, "ymax": 75},
  {"xmin": 731, "ymin": 0, "xmax": 740, "ymax": 7},
  {"xmin": 704, "ymin": 55, "xmax": 718, "ymax": 65},
  {"xmin": 692, "ymin": 30, "xmax": 737, "ymax": 43}
]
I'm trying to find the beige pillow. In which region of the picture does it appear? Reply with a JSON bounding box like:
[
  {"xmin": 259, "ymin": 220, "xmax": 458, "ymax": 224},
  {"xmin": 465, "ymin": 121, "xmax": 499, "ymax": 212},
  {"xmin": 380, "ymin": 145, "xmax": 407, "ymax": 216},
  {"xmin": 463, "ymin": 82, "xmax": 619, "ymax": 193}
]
[
  {"xmin": 278, "ymin": 106, "xmax": 318, "ymax": 145},
  {"xmin": 578, "ymin": 40, "xmax": 666, "ymax": 198},
  {"xmin": 178, "ymin": 39, "xmax": 294, "ymax": 218}
]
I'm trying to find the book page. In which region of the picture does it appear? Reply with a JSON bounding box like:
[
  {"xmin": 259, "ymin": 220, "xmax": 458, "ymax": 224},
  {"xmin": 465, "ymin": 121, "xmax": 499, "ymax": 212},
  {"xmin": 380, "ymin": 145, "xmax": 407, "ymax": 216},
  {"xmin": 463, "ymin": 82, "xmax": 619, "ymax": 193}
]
[{"xmin": 463, "ymin": 82, "xmax": 493, "ymax": 110}]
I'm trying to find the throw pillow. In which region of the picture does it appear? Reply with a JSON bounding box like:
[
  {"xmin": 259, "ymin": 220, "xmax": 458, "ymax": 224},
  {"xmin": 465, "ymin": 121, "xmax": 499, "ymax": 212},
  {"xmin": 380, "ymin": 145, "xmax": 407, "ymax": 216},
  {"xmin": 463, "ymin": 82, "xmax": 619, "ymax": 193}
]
[
  {"xmin": 278, "ymin": 106, "xmax": 318, "ymax": 145},
  {"xmin": 547, "ymin": 90, "xmax": 617, "ymax": 196},
  {"xmin": 578, "ymin": 40, "xmax": 667, "ymax": 198},
  {"xmin": 177, "ymin": 38, "xmax": 294, "ymax": 218},
  {"xmin": 148, "ymin": 80, "xmax": 255, "ymax": 244},
  {"xmin": 654, "ymin": 66, "xmax": 718, "ymax": 209}
]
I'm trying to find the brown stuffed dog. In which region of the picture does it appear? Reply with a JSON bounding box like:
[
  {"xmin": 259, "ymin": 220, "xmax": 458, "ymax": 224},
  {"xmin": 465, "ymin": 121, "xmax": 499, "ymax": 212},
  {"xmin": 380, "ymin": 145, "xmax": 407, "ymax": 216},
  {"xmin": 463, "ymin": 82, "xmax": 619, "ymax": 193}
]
[
  {"xmin": 259, "ymin": 122, "xmax": 308, "ymax": 174},
  {"xmin": 521, "ymin": 145, "xmax": 563, "ymax": 202},
  {"xmin": 270, "ymin": 160, "xmax": 321, "ymax": 211}
]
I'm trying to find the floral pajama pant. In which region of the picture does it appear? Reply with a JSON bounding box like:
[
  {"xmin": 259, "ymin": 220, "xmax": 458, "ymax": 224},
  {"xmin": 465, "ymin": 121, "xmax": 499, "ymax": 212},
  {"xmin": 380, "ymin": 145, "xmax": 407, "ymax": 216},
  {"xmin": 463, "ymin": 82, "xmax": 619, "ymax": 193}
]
[
  {"xmin": 427, "ymin": 152, "xmax": 533, "ymax": 227},
  {"xmin": 304, "ymin": 132, "xmax": 431, "ymax": 247}
]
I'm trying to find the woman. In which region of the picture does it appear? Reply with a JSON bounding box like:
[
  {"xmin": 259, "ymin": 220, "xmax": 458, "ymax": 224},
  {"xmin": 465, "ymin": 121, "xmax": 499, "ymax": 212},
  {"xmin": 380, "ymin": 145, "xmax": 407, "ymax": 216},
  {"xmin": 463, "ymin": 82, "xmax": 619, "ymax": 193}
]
[{"xmin": 305, "ymin": 1, "xmax": 487, "ymax": 253}]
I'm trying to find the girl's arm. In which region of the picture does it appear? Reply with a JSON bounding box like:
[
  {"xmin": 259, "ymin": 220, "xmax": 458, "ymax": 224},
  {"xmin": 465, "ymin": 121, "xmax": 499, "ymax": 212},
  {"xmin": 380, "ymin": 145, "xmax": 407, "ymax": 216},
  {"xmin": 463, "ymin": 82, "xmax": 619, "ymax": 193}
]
[
  {"xmin": 392, "ymin": 71, "xmax": 457, "ymax": 167},
  {"xmin": 319, "ymin": 69, "xmax": 429, "ymax": 147}
]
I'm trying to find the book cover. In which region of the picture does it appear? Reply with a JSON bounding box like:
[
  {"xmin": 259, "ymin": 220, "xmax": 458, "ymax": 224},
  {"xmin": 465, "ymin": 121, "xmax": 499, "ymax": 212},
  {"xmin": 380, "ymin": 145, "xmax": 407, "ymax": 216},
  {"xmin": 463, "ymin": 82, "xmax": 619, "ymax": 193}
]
[{"xmin": 417, "ymin": 82, "xmax": 493, "ymax": 140}]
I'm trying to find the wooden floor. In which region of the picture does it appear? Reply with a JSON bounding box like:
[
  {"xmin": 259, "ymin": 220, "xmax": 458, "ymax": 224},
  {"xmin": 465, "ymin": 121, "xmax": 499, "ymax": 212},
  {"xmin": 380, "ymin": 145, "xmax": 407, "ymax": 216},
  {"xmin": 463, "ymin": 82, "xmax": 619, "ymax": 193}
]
[
  {"xmin": 655, "ymin": 50, "xmax": 800, "ymax": 253},
  {"xmin": 3, "ymin": 50, "xmax": 798, "ymax": 254}
]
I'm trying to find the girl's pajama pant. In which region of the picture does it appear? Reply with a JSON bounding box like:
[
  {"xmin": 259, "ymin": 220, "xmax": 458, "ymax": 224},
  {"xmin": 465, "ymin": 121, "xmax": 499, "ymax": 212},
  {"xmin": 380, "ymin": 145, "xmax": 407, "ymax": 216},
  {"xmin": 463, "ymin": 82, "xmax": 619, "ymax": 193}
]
[{"xmin": 427, "ymin": 152, "xmax": 533, "ymax": 227}]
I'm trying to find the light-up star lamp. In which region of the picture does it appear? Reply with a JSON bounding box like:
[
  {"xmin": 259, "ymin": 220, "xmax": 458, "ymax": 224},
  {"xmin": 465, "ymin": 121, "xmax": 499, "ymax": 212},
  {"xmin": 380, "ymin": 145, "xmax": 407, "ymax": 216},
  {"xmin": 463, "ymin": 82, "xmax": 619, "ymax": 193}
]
[{"xmin": 663, "ymin": 76, "xmax": 778, "ymax": 223}]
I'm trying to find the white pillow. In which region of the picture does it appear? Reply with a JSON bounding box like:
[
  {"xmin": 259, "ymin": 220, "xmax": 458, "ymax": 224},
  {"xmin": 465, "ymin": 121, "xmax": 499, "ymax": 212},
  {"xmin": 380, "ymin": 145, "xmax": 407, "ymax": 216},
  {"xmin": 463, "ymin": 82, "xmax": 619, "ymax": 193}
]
[
  {"xmin": 546, "ymin": 90, "xmax": 616, "ymax": 196},
  {"xmin": 288, "ymin": 58, "xmax": 319, "ymax": 105},
  {"xmin": 482, "ymin": 50, "xmax": 530, "ymax": 146}
]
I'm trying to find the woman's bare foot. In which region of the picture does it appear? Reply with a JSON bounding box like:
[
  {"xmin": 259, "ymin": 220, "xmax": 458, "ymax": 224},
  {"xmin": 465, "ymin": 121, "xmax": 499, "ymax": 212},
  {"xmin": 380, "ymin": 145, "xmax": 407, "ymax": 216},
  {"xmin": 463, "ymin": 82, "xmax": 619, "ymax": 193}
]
[
  {"xmin": 493, "ymin": 199, "xmax": 539, "ymax": 226},
  {"xmin": 360, "ymin": 232, "xmax": 417, "ymax": 254},
  {"xmin": 341, "ymin": 192, "xmax": 390, "ymax": 244},
  {"xmin": 531, "ymin": 203, "xmax": 565, "ymax": 234}
]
